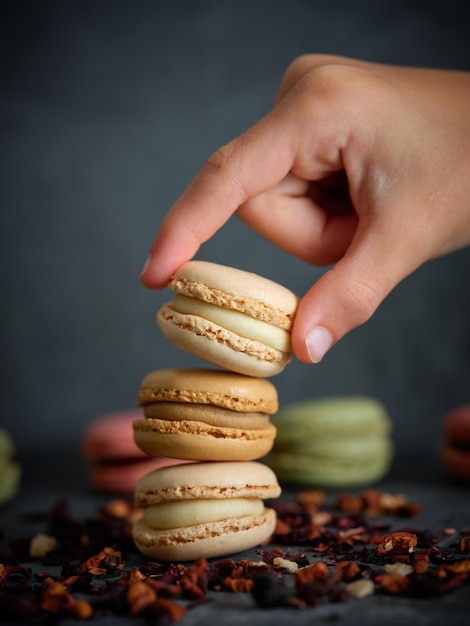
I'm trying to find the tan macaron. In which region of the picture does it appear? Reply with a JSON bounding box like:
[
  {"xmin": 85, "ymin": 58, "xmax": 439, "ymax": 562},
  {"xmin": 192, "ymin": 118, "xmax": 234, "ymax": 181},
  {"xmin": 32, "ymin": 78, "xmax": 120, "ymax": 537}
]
[
  {"xmin": 157, "ymin": 261, "xmax": 299, "ymax": 377},
  {"xmin": 134, "ymin": 368, "xmax": 278, "ymax": 461},
  {"xmin": 132, "ymin": 461, "xmax": 281, "ymax": 561}
]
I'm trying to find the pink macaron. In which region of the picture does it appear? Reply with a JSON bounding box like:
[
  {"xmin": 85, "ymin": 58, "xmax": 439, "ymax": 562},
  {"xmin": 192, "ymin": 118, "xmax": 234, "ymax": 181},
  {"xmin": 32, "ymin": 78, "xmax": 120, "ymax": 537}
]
[
  {"xmin": 442, "ymin": 404, "xmax": 470, "ymax": 481},
  {"xmin": 82, "ymin": 410, "xmax": 191, "ymax": 494}
]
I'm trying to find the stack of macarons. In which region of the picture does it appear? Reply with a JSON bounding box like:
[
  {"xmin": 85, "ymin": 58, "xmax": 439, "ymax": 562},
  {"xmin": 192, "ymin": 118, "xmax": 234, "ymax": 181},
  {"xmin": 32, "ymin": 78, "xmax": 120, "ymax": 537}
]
[
  {"xmin": 263, "ymin": 396, "xmax": 394, "ymax": 488},
  {"xmin": 132, "ymin": 261, "xmax": 299, "ymax": 561}
]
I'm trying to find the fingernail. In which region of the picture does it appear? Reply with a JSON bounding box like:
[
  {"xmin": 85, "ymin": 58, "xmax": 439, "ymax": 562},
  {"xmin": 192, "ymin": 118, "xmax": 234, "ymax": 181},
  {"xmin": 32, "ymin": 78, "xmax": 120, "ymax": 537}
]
[
  {"xmin": 305, "ymin": 327, "xmax": 333, "ymax": 363},
  {"xmin": 140, "ymin": 255, "xmax": 151, "ymax": 278}
]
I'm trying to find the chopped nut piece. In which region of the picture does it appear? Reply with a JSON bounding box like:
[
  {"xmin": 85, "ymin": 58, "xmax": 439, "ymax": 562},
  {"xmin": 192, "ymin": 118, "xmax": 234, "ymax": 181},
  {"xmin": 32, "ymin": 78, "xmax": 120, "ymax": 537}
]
[
  {"xmin": 273, "ymin": 557, "xmax": 299, "ymax": 573},
  {"xmin": 311, "ymin": 511, "xmax": 332, "ymax": 526},
  {"xmin": 346, "ymin": 578, "xmax": 375, "ymax": 598},
  {"xmin": 378, "ymin": 492, "xmax": 407, "ymax": 511},
  {"xmin": 29, "ymin": 534, "xmax": 58, "ymax": 558},
  {"xmin": 384, "ymin": 563, "xmax": 414, "ymax": 577}
]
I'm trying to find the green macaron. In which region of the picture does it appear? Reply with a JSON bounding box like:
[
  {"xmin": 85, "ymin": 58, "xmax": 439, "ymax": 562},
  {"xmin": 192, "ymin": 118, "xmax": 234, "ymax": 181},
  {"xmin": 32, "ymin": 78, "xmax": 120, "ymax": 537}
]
[
  {"xmin": 0, "ymin": 427, "xmax": 22, "ymax": 504},
  {"xmin": 263, "ymin": 396, "xmax": 394, "ymax": 488}
]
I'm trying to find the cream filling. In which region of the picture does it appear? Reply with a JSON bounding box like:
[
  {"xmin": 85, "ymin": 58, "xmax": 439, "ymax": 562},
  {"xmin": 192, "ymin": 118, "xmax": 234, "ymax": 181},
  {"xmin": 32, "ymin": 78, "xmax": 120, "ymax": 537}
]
[
  {"xmin": 172, "ymin": 294, "xmax": 290, "ymax": 352},
  {"xmin": 143, "ymin": 497, "xmax": 265, "ymax": 529}
]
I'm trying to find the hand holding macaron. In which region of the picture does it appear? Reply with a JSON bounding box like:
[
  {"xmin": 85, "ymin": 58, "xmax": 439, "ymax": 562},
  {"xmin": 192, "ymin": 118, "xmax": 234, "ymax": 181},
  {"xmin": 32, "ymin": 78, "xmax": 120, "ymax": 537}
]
[{"xmin": 141, "ymin": 54, "xmax": 470, "ymax": 363}]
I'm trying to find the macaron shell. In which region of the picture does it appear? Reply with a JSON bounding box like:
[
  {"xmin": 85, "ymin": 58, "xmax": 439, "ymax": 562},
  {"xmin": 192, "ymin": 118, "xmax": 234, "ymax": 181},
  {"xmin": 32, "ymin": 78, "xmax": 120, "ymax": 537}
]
[
  {"xmin": 264, "ymin": 396, "xmax": 394, "ymax": 487},
  {"xmin": 132, "ymin": 507, "xmax": 276, "ymax": 561},
  {"xmin": 134, "ymin": 461, "xmax": 281, "ymax": 506},
  {"xmin": 138, "ymin": 368, "xmax": 278, "ymax": 414},
  {"xmin": 272, "ymin": 396, "xmax": 392, "ymax": 443},
  {"xmin": 88, "ymin": 456, "xmax": 193, "ymax": 494},
  {"xmin": 157, "ymin": 306, "xmax": 290, "ymax": 378},
  {"xmin": 82, "ymin": 410, "xmax": 151, "ymax": 462},
  {"xmin": 265, "ymin": 445, "xmax": 394, "ymax": 488},
  {"xmin": 133, "ymin": 418, "xmax": 276, "ymax": 461},
  {"xmin": 169, "ymin": 260, "xmax": 298, "ymax": 330},
  {"xmin": 274, "ymin": 436, "xmax": 393, "ymax": 458}
]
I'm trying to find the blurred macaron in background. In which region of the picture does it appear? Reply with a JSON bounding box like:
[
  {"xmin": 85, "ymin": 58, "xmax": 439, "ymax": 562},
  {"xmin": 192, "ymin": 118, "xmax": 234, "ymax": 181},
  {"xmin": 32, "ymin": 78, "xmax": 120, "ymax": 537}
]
[
  {"xmin": 263, "ymin": 396, "xmax": 394, "ymax": 488},
  {"xmin": 0, "ymin": 427, "xmax": 22, "ymax": 505},
  {"xmin": 82, "ymin": 409, "xmax": 192, "ymax": 494},
  {"xmin": 441, "ymin": 403, "xmax": 470, "ymax": 482}
]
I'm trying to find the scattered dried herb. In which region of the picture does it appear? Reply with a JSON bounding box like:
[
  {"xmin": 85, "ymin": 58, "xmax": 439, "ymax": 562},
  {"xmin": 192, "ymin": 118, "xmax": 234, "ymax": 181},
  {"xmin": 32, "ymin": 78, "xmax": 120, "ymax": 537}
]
[{"xmin": 1, "ymin": 489, "xmax": 469, "ymax": 622}]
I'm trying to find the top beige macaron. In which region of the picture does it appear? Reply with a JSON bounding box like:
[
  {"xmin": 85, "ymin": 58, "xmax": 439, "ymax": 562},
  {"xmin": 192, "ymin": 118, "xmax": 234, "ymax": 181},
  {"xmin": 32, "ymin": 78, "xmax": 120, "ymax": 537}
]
[{"xmin": 157, "ymin": 261, "xmax": 299, "ymax": 377}]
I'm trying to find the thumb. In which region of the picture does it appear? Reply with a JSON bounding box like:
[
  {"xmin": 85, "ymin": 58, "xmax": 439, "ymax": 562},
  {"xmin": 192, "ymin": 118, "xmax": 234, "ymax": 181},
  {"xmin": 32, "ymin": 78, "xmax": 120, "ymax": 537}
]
[{"xmin": 291, "ymin": 218, "xmax": 426, "ymax": 363}]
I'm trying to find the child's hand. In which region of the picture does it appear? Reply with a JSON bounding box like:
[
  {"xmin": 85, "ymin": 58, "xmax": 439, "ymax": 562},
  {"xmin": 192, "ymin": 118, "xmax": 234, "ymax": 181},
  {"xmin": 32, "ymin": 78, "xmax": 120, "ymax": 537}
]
[{"xmin": 141, "ymin": 54, "xmax": 470, "ymax": 363}]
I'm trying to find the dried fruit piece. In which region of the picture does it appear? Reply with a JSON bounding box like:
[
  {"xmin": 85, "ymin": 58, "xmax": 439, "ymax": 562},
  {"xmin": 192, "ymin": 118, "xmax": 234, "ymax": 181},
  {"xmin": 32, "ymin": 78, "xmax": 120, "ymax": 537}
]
[{"xmin": 372, "ymin": 532, "xmax": 418, "ymax": 554}]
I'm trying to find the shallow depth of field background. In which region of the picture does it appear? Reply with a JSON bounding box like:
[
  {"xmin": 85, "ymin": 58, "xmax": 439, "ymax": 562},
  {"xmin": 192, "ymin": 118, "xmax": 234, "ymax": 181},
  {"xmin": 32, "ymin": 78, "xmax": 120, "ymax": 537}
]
[{"xmin": 2, "ymin": 0, "xmax": 470, "ymax": 483}]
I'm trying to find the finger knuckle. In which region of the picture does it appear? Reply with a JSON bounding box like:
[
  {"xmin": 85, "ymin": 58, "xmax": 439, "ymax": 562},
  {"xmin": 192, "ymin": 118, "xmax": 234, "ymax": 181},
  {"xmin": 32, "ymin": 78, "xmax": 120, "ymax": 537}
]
[
  {"xmin": 339, "ymin": 273, "xmax": 384, "ymax": 326},
  {"xmin": 204, "ymin": 142, "xmax": 236, "ymax": 176},
  {"xmin": 292, "ymin": 64, "xmax": 380, "ymax": 121},
  {"xmin": 283, "ymin": 53, "xmax": 339, "ymax": 84},
  {"xmin": 202, "ymin": 142, "xmax": 248, "ymax": 204}
]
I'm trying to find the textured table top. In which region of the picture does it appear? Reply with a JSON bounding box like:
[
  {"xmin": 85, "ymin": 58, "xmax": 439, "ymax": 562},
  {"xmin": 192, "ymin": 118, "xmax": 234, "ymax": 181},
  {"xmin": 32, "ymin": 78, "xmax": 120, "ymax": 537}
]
[{"xmin": 1, "ymin": 448, "xmax": 469, "ymax": 625}]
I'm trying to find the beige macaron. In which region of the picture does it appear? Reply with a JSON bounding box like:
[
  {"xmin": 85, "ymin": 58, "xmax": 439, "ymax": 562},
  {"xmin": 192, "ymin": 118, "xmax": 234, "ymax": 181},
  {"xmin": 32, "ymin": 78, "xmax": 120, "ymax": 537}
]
[
  {"xmin": 157, "ymin": 261, "xmax": 299, "ymax": 377},
  {"xmin": 134, "ymin": 368, "xmax": 278, "ymax": 461},
  {"xmin": 132, "ymin": 461, "xmax": 281, "ymax": 561}
]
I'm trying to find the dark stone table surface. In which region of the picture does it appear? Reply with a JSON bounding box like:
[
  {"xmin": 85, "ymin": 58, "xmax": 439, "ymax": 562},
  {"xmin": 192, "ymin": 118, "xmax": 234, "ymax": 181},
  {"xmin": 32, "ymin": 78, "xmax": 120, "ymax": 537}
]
[{"xmin": 1, "ymin": 448, "xmax": 469, "ymax": 625}]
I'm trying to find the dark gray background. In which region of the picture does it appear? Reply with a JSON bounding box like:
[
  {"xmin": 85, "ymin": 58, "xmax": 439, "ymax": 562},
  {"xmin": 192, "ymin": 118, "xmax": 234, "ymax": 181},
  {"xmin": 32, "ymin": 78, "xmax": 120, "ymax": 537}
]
[{"xmin": 2, "ymin": 0, "xmax": 470, "ymax": 483}]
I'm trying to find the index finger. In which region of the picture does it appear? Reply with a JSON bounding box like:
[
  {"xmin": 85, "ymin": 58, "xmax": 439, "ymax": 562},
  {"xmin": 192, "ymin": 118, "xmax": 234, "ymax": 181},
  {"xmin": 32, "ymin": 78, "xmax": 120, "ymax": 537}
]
[
  {"xmin": 140, "ymin": 118, "xmax": 294, "ymax": 288},
  {"xmin": 140, "ymin": 76, "xmax": 348, "ymax": 288}
]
